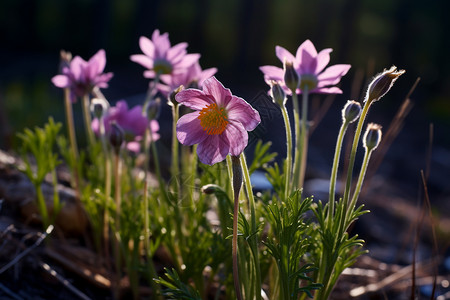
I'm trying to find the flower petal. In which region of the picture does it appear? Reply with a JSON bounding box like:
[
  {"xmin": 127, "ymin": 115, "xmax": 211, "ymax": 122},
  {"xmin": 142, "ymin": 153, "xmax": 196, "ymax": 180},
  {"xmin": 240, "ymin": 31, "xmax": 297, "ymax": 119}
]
[
  {"xmin": 317, "ymin": 64, "xmax": 351, "ymax": 82},
  {"xmin": 315, "ymin": 48, "xmax": 332, "ymax": 74},
  {"xmin": 138, "ymin": 36, "xmax": 154, "ymax": 59},
  {"xmin": 176, "ymin": 88, "xmax": 214, "ymax": 110},
  {"xmin": 167, "ymin": 42, "xmax": 188, "ymax": 62},
  {"xmin": 226, "ymin": 96, "xmax": 261, "ymax": 131},
  {"xmin": 202, "ymin": 76, "xmax": 232, "ymax": 107},
  {"xmin": 130, "ymin": 54, "xmax": 154, "ymax": 70},
  {"xmin": 313, "ymin": 86, "xmax": 343, "ymax": 94},
  {"xmin": 176, "ymin": 111, "xmax": 208, "ymax": 146},
  {"xmin": 89, "ymin": 49, "xmax": 107, "ymax": 75},
  {"xmin": 223, "ymin": 120, "xmax": 248, "ymax": 156},
  {"xmin": 260, "ymin": 65, "xmax": 284, "ymax": 81},
  {"xmin": 296, "ymin": 40, "xmax": 318, "ymax": 60},
  {"xmin": 197, "ymin": 135, "xmax": 229, "ymax": 165},
  {"xmin": 275, "ymin": 46, "xmax": 295, "ymax": 64},
  {"xmin": 51, "ymin": 75, "xmax": 70, "ymax": 88},
  {"xmin": 176, "ymin": 53, "xmax": 201, "ymax": 69}
]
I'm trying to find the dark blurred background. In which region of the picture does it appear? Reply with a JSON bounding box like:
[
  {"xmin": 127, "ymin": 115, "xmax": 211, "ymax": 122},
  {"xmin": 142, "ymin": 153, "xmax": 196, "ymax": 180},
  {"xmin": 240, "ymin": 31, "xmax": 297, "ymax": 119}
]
[{"xmin": 0, "ymin": 0, "xmax": 449, "ymax": 200}]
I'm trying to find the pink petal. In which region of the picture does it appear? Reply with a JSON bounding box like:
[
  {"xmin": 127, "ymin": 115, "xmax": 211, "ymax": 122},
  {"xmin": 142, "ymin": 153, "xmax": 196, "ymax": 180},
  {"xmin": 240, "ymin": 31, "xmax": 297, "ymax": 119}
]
[
  {"xmin": 296, "ymin": 40, "xmax": 317, "ymax": 60},
  {"xmin": 139, "ymin": 36, "xmax": 155, "ymax": 58},
  {"xmin": 223, "ymin": 120, "xmax": 248, "ymax": 156},
  {"xmin": 167, "ymin": 42, "xmax": 188, "ymax": 61},
  {"xmin": 260, "ymin": 65, "xmax": 284, "ymax": 81},
  {"xmin": 297, "ymin": 47, "xmax": 317, "ymax": 74},
  {"xmin": 198, "ymin": 68, "xmax": 218, "ymax": 86},
  {"xmin": 197, "ymin": 135, "xmax": 230, "ymax": 165},
  {"xmin": 275, "ymin": 46, "xmax": 295, "ymax": 64},
  {"xmin": 176, "ymin": 111, "xmax": 208, "ymax": 146},
  {"xmin": 127, "ymin": 141, "xmax": 141, "ymax": 153},
  {"xmin": 51, "ymin": 75, "xmax": 70, "ymax": 88},
  {"xmin": 176, "ymin": 53, "xmax": 201, "ymax": 69},
  {"xmin": 313, "ymin": 86, "xmax": 343, "ymax": 94},
  {"xmin": 130, "ymin": 54, "xmax": 154, "ymax": 69},
  {"xmin": 202, "ymin": 76, "xmax": 232, "ymax": 107},
  {"xmin": 90, "ymin": 49, "xmax": 106, "ymax": 74},
  {"xmin": 226, "ymin": 96, "xmax": 261, "ymax": 131},
  {"xmin": 315, "ymin": 48, "xmax": 332, "ymax": 74},
  {"xmin": 70, "ymin": 56, "xmax": 86, "ymax": 81},
  {"xmin": 153, "ymin": 31, "xmax": 171, "ymax": 58},
  {"xmin": 317, "ymin": 64, "xmax": 351, "ymax": 81},
  {"xmin": 176, "ymin": 89, "xmax": 214, "ymax": 110}
]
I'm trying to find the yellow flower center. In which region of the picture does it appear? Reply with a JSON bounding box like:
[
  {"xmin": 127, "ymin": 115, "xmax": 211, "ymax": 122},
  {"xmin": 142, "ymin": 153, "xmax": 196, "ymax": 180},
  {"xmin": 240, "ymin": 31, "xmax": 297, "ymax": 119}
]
[
  {"xmin": 300, "ymin": 74, "xmax": 318, "ymax": 91},
  {"xmin": 198, "ymin": 103, "xmax": 229, "ymax": 135}
]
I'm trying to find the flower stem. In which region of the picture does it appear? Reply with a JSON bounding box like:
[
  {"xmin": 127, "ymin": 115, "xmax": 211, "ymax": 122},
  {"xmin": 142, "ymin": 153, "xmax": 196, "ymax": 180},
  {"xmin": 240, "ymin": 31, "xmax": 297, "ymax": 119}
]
[
  {"xmin": 291, "ymin": 92, "xmax": 301, "ymax": 190},
  {"xmin": 113, "ymin": 150, "xmax": 122, "ymax": 299},
  {"xmin": 99, "ymin": 117, "xmax": 112, "ymax": 267},
  {"xmin": 298, "ymin": 88, "xmax": 309, "ymax": 189},
  {"xmin": 348, "ymin": 147, "xmax": 373, "ymax": 217},
  {"xmin": 142, "ymin": 124, "xmax": 162, "ymax": 299},
  {"xmin": 342, "ymin": 99, "xmax": 372, "ymax": 211},
  {"xmin": 240, "ymin": 154, "xmax": 262, "ymax": 300},
  {"xmin": 63, "ymin": 88, "xmax": 80, "ymax": 199},
  {"xmin": 171, "ymin": 103, "xmax": 180, "ymax": 196},
  {"xmin": 328, "ymin": 120, "xmax": 350, "ymax": 227},
  {"xmin": 81, "ymin": 94, "xmax": 95, "ymax": 147},
  {"xmin": 230, "ymin": 155, "xmax": 243, "ymax": 300},
  {"xmin": 280, "ymin": 104, "xmax": 293, "ymax": 200}
]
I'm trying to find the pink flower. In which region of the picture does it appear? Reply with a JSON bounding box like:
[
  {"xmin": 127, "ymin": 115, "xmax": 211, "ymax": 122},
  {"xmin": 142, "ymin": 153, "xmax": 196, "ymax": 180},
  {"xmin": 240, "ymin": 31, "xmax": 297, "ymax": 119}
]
[
  {"xmin": 176, "ymin": 77, "xmax": 261, "ymax": 165},
  {"xmin": 260, "ymin": 40, "xmax": 351, "ymax": 95},
  {"xmin": 130, "ymin": 29, "xmax": 200, "ymax": 78},
  {"xmin": 157, "ymin": 62, "xmax": 218, "ymax": 97},
  {"xmin": 52, "ymin": 49, "xmax": 113, "ymax": 102},
  {"xmin": 92, "ymin": 100, "xmax": 160, "ymax": 153}
]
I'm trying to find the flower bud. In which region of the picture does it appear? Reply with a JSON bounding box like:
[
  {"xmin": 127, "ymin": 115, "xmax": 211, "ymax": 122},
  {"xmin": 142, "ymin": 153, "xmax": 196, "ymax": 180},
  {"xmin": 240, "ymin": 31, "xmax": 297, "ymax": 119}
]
[
  {"xmin": 284, "ymin": 61, "xmax": 299, "ymax": 92},
  {"xmin": 270, "ymin": 80, "xmax": 286, "ymax": 106},
  {"xmin": 145, "ymin": 98, "xmax": 161, "ymax": 120},
  {"xmin": 342, "ymin": 100, "xmax": 362, "ymax": 124},
  {"xmin": 363, "ymin": 123, "xmax": 382, "ymax": 151},
  {"xmin": 201, "ymin": 184, "xmax": 221, "ymax": 195},
  {"xmin": 109, "ymin": 122, "xmax": 124, "ymax": 154},
  {"xmin": 90, "ymin": 98, "xmax": 110, "ymax": 119},
  {"xmin": 366, "ymin": 66, "xmax": 405, "ymax": 102},
  {"xmin": 169, "ymin": 85, "xmax": 184, "ymax": 107}
]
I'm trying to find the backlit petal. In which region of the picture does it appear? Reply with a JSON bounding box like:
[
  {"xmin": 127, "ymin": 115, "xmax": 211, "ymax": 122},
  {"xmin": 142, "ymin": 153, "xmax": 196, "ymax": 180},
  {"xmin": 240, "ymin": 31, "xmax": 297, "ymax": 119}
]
[
  {"xmin": 197, "ymin": 135, "xmax": 229, "ymax": 165},
  {"xmin": 223, "ymin": 120, "xmax": 248, "ymax": 156},
  {"xmin": 202, "ymin": 76, "xmax": 232, "ymax": 107},
  {"xmin": 275, "ymin": 46, "xmax": 295, "ymax": 64},
  {"xmin": 176, "ymin": 89, "xmax": 214, "ymax": 110},
  {"xmin": 226, "ymin": 96, "xmax": 261, "ymax": 131},
  {"xmin": 51, "ymin": 75, "xmax": 70, "ymax": 88},
  {"xmin": 176, "ymin": 111, "xmax": 208, "ymax": 146},
  {"xmin": 315, "ymin": 48, "xmax": 332, "ymax": 74}
]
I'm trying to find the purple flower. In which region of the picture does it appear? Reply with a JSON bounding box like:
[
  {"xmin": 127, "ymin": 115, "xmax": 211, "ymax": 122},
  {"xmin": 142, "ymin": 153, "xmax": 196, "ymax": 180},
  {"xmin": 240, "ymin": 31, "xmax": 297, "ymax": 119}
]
[
  {"xmin": 157, "ymin": 62, "xmax": 218, "ymax": 97},
  {"xmin": 92, "ymin": 100, "xmax": 160, "ymax": 153},
  {"xmin": 260, "ymin": 40, "xmax": 351, "ymax": 95},
  {"xmin": 130, "ymin": 29, "xmax": 200, "ymax": 78},
  {"xmin": 176, "ymin": 77, "xmax": 261, "ymax": 165},
  {"xmin": 52, "ymin": 49, "xmax": 113, "ymax": 102}
]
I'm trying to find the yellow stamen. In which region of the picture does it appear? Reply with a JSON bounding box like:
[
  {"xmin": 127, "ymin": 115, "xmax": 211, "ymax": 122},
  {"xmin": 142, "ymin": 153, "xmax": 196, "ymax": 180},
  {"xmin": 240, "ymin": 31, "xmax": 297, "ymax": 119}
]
[{"xmin": 198, "ymin": 103, "xmax": 228, "ymax": 135}]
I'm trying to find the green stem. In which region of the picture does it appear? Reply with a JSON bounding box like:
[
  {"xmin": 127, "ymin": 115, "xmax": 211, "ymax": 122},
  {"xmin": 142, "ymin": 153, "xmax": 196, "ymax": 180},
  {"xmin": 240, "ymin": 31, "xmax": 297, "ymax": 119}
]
[
  {"xmin": 298, "ymin": 88, "xmax": 309, "ymax": 189},
  {"xmin": 63, "ymin": 88, "xmax": 81, "ymax": 199},
  {"xmin": 291, "ymin": 92, "xmax": 301, "ymax": 190},
  {"xmin": 328, "ymin": 120, "xmax": 350, "ymax": 228},
  {"xmin": 348, "ymin": 148, "xmax": 373, "ymax": 217},
  {"xmin": 100, "ymin": 118, "xmax": 112, "ymax": 266},
  {"xmin": 280, "ymin": 104, "xmax": 293, "ymax": 200},
  {"xmin": 229, "ymin": 156, "xmax": 243, "ymax": 300},
  {"xmin": 81, "ymin": 94, "xmax": 95, "ymax": 147},
  {"xmin": 240, "ymin": 154, "xmax": 262, "ymax": 300},
  {"xmin": 171, "ymin": 104, "xmax": 180, "ymax": 194},
  {"xmin": 342, "ymin": 99, "xmax": 372, "ymax": 206},
  {"xmin": 113, "ymin": 151, "xmax": 122, "ymax": 299},
  {"xmin": 143, "ymin": 125, "xmax": 162, "ymax": 299},
  {"xmin": 36, "ymin": 184, "xmax": 49, "ymax": 229}
]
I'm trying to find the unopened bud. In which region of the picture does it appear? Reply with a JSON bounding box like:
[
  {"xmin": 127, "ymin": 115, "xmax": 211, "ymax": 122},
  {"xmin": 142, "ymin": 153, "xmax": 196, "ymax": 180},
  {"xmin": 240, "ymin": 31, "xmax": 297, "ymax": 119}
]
[
  {"xmin": 145, "ymin": 98, "xmax": 161, "ymax": 120},
  {"xmin": 169, "ymin": 85, "xmax": 184, "ymax": 107},
  {"xmin": 201, "ymin": 184, "xmax": 220, "ymax": 195},
  {"xmin": 342, "ymin": 100, "xmax": 362, "ymax": 124},
  {"xmin": 270, "ymin": 81, "xmax": 286, "ymax": 106},
  {"xmin": 90, "ymin": 98, "xmax": 110, "ymax": 119},
  {"xmin": 109, "ymin": 122, "xmax": 124, "ymax": 154},
  {"xmin": 366, "ymin": 66, "xmax": 405, "ymax": 102},
  {"xmin": 363, "ymin": 123, "xmax": 382, "ymax": 151},
  {"xmin": 284, "ymin": 61, "xmax": 299, "ymax": 92}
]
